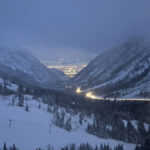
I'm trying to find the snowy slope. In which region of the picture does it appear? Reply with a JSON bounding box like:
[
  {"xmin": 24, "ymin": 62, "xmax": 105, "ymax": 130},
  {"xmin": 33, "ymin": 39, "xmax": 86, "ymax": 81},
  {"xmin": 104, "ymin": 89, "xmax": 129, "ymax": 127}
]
[
  {"xmin": 0, "ymin": 95, "xmax": 135, "ymax": 150},
  {"xmin": 70, "ymin": 38, "xmax": 150, "ymax": 97},
  {"xmin": 0, "ymin": 77, "xmax": 18, "ymax": 91},
  {"xmin": 0, "ymin": 48, "xmax": 68, "ymax": 88}
]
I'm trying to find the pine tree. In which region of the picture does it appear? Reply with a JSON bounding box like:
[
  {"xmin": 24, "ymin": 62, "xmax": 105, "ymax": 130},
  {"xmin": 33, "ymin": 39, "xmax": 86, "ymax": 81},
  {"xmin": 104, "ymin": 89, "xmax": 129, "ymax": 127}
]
[
  {"xmin": 12, "ymin": 96, "xmax": 15, "ymax": 106},
  {"xmin": 3, "ymin": 142, "xmax": 7, "ymax": 150},
  {"xmin": 12, "ymin": 144, "xmax": 17, "ymax": 150},
  {"xmin": 79, "ymin": 113, "xmax": 83, "ymax": 125},
  {"xmin": 135, "ymin": 139, "xmax": 150, "ymax": 150},
  {"xmin": 94, "ymin": 145, "xmax": 98, "ymax": 150},
  {"xmin": 53, "ymin": 111, "xmax": 64, "ymax": 128},
  {"xmin": 47, "ymin": 105, "xmax": 51, "ymax": 112},
  {"xmin": 87, "ymin": 123, "xmax": 92, "ymax": 132},
  {"xmin": 138, "ymin": 122, "xmax": 146, "ymax": 133},
  {"xmin": 25, "ymin": 104, "xmax": 29, "ymax": 112},
  {"xmin": 61, "ymin": 110, "xmax": 65, "ymax": 122},
  {"xmin": 17, "ymin": 94, "xmax": 24, "ymax": 107},
  {"xmin": 127, "ymin": 121, "xmax": 134, "ymax": 142},
  {"xmin": 114, "ymin": 144, "xmax": 123, "ymax": 150},
  {"xmin": 38, "ymin": 103, "xmax": 41, "ymax": 109},
  {"xmin": 36, "ymin": 148, "xmax": 41, "ymax": 150},
  {"xmin": 3, "ymin": 82, "xmax": 7, "ymax": 92},
  {"xmin": 100, "ymin": 144, "xmax": 103, "ymax": 150},
  {"xmin": 18, "ymin": 85, "xmax": 23, "ymax": 93},
  {"xmin": 138, "ymin": 121, "xmax": 146, "ymax": 143},
  {"xmin": 148, "ymin": 124, "xmax": 150, "ymax": 133},
  {"xmin": 65, "ymin": 116, "xmax": 72, "ymax": 131},
  {"xmin": 135, "ymin": 145, "xmax": 140, "ymax": 150},
  {"xmin": 47, "ymin": 144, "xmax": 53, "ymax": 150},
  {"xmin": 70, "ymin": 144, "xmax": 76, "ymax": 150}
]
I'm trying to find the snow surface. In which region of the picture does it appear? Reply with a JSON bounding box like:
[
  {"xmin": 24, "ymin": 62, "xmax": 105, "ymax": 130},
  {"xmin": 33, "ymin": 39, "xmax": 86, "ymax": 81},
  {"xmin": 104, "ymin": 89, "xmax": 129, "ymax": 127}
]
[{"xmin": 0, "ymin": 95, "xmax": 135, "ymax": 150}]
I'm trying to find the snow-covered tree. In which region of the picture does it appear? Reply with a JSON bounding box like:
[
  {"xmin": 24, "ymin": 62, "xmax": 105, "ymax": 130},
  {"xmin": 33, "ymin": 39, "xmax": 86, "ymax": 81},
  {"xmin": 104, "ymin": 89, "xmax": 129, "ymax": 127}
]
[
  {"xmin": 25, "ymin": 104, "xmax": 29, "ymax": 112},
  {"xmin": 17, "ymin": 94, "xmax": 24, "ymax": 107}
]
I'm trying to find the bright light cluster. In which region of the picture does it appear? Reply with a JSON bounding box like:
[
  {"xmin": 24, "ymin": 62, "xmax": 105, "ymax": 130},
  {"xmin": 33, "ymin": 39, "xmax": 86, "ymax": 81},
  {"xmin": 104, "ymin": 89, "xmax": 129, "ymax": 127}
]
[
  {"xmin": 85, "ymin": 92, "xmax": 99, "ymax": 99},
  {"xmin": 76, "ymin": 87, "xmax": 82, "ymax": 93},
  {"xmin": 76, "ymin": 88, "xmax": 150, "ymax": 101},
  {"xmin": 48, "ymin": 65, "xmax": 86, "ymax": 77}
]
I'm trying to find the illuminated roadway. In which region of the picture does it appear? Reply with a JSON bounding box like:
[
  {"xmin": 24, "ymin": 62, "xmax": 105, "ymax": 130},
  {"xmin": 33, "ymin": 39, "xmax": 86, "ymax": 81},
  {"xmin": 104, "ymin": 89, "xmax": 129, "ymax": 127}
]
[{"xmin": 76, "ymin": 88, "xmax": 150, "ymax": 101}]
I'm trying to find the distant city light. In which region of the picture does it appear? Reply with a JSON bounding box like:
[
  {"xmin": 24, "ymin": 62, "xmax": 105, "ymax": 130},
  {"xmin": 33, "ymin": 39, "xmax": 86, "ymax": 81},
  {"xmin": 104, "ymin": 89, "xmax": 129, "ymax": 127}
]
[
  {"xmin": 76, "ymin": 87, "xmax": 82, "ymax": 93},
  {"xmin": 48, "ymin": 65, "xmax": 86, "ymax": 77}
]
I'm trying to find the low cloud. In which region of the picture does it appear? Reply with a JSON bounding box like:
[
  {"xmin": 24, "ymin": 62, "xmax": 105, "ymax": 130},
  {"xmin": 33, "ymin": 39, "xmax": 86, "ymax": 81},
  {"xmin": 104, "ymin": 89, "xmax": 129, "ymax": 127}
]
[{"xmin": 0, "ymin": 0, "xmax": 150, "ymax": 59}]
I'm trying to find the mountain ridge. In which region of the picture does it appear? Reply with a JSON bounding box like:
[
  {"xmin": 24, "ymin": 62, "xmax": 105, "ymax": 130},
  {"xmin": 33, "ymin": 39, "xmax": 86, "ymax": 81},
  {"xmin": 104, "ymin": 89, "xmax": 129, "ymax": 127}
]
[
  {"xmin": 70, "ymin": 38, "xmax": 150, "ymax": 98},
  {"xmin": 0, "ymin": 48, "xmax": 68, "ymax": 88}
]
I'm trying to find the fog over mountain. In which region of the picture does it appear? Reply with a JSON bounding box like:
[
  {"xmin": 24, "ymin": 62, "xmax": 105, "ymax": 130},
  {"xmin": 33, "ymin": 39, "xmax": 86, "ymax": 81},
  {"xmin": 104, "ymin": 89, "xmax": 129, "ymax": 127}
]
[{"xmin": 0, "ymin": 0, "xmax": 150, "ymax": 60}]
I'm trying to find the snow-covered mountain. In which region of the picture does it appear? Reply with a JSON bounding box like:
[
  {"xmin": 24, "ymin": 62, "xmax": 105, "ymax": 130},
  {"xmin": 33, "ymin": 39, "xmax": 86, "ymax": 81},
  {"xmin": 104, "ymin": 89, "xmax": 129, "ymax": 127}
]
[
  {"xmin": 0, "ymin": 95, "xmax": 135, "ymax": 150},
  {"xmin": 70, "ymin": 38, "xmax": 150, "ymax": 98},
  {"xmin": 0, "ymin": 48, "xmax": 68, "ymax": 88}
]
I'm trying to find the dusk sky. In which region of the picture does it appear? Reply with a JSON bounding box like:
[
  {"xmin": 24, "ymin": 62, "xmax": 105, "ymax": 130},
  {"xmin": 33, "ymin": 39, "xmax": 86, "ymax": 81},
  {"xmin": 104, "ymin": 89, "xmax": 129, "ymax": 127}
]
[{"xmin": 0, "ymin": 0, "xmax": 150, "ymax": 60}]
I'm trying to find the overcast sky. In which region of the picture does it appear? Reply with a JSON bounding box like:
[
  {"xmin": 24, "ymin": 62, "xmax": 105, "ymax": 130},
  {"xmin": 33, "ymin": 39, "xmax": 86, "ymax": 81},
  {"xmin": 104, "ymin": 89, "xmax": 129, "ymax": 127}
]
[{"xmin": 0, "ymin": 0, "xmax": 150, "ymax": 60}]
